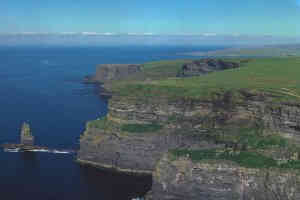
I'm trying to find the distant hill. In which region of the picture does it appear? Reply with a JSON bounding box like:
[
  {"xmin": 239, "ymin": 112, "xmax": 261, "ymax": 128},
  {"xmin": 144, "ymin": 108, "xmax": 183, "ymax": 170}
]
[{"xmin": 182, "ymin": 44, "xmax": 300, "ymax": 57}]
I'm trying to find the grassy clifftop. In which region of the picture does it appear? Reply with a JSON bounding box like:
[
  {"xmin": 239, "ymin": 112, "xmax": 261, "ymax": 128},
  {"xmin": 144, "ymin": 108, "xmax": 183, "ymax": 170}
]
[{"xmin": 110, "ymin": 57, "xmax": 300, "ymax": 102}]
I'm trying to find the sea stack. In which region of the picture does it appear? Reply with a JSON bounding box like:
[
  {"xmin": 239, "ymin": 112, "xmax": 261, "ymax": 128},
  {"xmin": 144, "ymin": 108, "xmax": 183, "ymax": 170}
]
[{"xmin": 20, "ymin": 122, "xmax": 34, "ymax": 146}]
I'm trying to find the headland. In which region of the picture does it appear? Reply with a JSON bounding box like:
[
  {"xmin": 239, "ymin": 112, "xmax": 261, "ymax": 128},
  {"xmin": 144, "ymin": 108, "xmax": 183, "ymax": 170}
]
[{"xmin": 79, "ymin": 57, "xmax": 300, "ymax": 199}]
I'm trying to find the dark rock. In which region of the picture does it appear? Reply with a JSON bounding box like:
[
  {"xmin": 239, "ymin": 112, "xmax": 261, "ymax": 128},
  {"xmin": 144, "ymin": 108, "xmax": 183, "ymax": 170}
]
[
  {"xmin": 177, "ymin": 59, "xmax": 240, "ymax": 77},
  {"xmin": 85, "ymin": 64, "xmax": 142, "ymax": 83},
  {"xmin": 78, "ymin": 96, "xmax": 300, "ymax": 173},
  {"xmin": 78, "ymin": 89, "xmax": 300, "ymax": 200},
  {"xmin": 149, "ymin": 154, "xmax": 300, "ymax": 200},
  {"xmin": 20, "ymin": 122, "xmax": 34, "ymax": 146}
]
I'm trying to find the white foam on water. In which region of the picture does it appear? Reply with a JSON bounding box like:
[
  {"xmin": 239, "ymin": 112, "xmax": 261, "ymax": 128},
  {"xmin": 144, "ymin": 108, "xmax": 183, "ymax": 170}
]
[
  {"xmin": 4, "ymin": 148, "xmax": 20, "ymax": 152},
  {"xmin": 3, "ymin": 147, "xmax": 73, "ymax": 154},
  {"xmin": 28, "ymin": 149, "xmax": 51, "ymax": 152},
  {"xmin": 52, "ymin": 150, "xmax": 71, "ymax": 154}
]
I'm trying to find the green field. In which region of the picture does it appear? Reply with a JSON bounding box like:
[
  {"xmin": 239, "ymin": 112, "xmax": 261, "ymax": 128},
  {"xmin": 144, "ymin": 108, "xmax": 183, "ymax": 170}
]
[
  {"xmin": 111, "ymin": 57, "xmax": 300, "ymax": 102},
  {"xmin": 171, "ymin": 149, "xmax": 300, "ymax": 169},
  {"xmin": 121, "ymin": 123, "xmax": 163, "ymax": 133}
]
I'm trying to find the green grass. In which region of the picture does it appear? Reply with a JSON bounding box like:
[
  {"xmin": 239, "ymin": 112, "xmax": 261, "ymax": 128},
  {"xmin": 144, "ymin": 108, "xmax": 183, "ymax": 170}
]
[
  {"xmin": 281, "ymin": 160, "xmax": 300, "ymax": 169},
  {"xmin": 142, "ymin": 59, "xmax": 189, "ymax": 78},
  {"xmin": 171, "ymin": 149, "xmax": 300, "ymax": 169},
  {"xmin": 87, "ymin": 117, "xmax": 114, "ymax": 130},
  {"xmin": 111, "ymin": 57, "xmax": 300, "ymax": 102},
  {"xmin": 121, "ymin": 123, "xmax": 163, "ymax": 133},
  {"xmin": 215, "ymin": 127, "xmax": 289, "ymax": 150}
]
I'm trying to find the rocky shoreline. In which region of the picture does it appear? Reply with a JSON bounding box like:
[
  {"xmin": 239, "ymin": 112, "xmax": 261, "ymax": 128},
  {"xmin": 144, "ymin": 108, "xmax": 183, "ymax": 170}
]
[
  {"xmin": 77, "ymin": 158, "xmax": 152, "ymax": 175},
  {"xmin": 78, "ymin": 58, "xmax": 300, "ymax": 200}
]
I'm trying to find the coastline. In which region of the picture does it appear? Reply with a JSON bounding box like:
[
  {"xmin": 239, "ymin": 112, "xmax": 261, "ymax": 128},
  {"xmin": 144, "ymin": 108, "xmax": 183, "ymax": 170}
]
[
  {"xmin": 78, "ymin": 57, "xmax": 300, "ymax": 200},
  {"xmin": 76, "ymin": 159, "xmax": 152, "ymax": 176}
]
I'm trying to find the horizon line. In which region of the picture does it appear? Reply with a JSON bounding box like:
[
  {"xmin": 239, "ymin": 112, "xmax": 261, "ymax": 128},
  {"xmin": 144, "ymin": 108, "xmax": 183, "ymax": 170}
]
[{"xmin": 0, "ymin": 32, "xmax": 299, "ymax": 38}]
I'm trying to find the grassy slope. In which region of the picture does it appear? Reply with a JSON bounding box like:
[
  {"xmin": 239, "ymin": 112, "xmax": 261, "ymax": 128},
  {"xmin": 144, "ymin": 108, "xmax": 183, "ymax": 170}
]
[{"xmin": 112, "ymin": 57, "xmax": 300, "ymax": 102}]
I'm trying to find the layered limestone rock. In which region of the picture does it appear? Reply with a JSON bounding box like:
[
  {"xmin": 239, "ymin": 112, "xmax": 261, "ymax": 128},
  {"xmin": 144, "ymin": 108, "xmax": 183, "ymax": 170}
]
[
  {"xmin": 78, "ymin": 130, "xmax": 212, "ymax": 174},
  {"xmin": 78, "ymin": 93, "xmax": 300, "ymax": 173},
  {"xmin": 20, "ymin": 122, "xmax": 34, "ymax": 146},
  {"xmin": 84, "ymin": 64, "xmax": 142, "ymax": 83},
  {"xmin": 108, "ymin": 94, "xmax": 300, "ymax": 139},
  {"xmin": 148, "ymin": 153, "xmax": 300, "ymax": 200},
  {"xmin": 78, "ymin": 104, "xmax": 216, "ymax": 173},
  {"xmin": 177, "ymin": 59, "xmax": 240, "ymax": 77},
  {"xmin": 78, "ymin": 58, "xmax": 300, "ymax": 199}
]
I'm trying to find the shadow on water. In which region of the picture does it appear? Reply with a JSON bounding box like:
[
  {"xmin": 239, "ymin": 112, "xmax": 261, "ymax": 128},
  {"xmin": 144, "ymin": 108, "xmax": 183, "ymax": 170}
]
[
  {"xmin": 79, "ymin": 165, "xmax": 152, "ymax": 200},
  {"xmin": 19, "ymin": 151, "xmax": 39, "ymax": 168}
]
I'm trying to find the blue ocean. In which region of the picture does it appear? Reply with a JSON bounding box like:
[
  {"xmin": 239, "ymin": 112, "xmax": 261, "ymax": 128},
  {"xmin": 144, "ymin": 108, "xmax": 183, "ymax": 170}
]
[{"xmin": 0, "ymin": 45, "xmax": 225, "ymax": 200}]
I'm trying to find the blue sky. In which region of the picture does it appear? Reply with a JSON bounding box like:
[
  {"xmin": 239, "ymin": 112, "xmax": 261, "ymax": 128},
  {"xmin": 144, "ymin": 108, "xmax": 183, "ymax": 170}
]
[{"xmin": 1, "ymin": 0, "xmax": 300, "ymax": 36}]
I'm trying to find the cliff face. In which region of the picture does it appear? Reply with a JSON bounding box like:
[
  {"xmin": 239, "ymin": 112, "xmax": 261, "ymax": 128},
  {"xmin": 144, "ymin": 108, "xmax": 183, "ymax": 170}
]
[
  {"xmin": 78, "ymin": 93, "xmax": 300, "ymax": 199},
  {"xmin": 150, "ymin": 154, "xmax": 300, "ymax": 200},
  {"xmin": 20, "ymin": 122, "xmax": 34, "ymax": 146},
  {"xmin": 78, "ymin": 93, "xmax": 300, "ymax": 172},
  {"xmin": 79, "ymin": 58, "xmax": 300, "ymax": 200},
  {"xmin": 177, "ymin": 59, "xmax": 240, "ymax": 77},
  {"xmin": 84, "ymin": 64, "xmax": 142, "ymax": 83},
  {"xmin": 78, "ymin": 97, "xmax": 219, "ymax": 174}
]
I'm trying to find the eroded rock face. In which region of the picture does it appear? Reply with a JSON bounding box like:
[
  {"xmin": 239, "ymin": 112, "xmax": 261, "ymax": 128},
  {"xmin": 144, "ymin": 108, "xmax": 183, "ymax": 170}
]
[
  {"xmin": 85, "ymin": 64, "xmax": 142, "ymax": 83},
  {"xmin": 78, "ymin": 90, "xmax": 300, "ymax": 199},
  {"xmin": 177, "ymin": 59, "xmax": 240, "ymax": 77},
  {"xmin": 149, "ymin": 154, "xmax": 300, "ymax": 200},
  {"xmin": 78, "ymin": 95, "xmax": 300, "ymax": 173},
  {"xmin": 78, "ymin": 130, "xmax": 214, "ymax": 174}
]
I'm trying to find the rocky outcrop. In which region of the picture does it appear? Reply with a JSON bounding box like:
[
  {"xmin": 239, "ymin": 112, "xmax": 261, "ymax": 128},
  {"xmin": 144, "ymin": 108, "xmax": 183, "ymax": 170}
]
[
  {"xmin": 78, "ymin": 97, "xmax": 218, "ymax": 174},
  {"xmin": 177, "ymin": 59, "xmax": 240, "ymax": 77},
  {"xmin": 78, "ymin": 92, "xmax": 300, "ymax": 171},
  {"xmin": 78, "ymin": 130, "xmax": 214, "ymax": 174},
  {"xmin": 20, "ymin": 122, "xmax": 34, "ymax": 146},
  {"xmin": 149, "ymin": 153, "xmax": 300, "ymax": 200},
  {"xmin": 84, "ymin": 64, "xmax": 142, "ymax": 83},
  {"xmin": 79, "ymin": 59, "xmax": 300, "ymax": 200}
]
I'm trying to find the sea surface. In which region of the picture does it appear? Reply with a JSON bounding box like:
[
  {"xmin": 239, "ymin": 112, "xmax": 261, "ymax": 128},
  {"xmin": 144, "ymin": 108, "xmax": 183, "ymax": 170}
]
[{"xmin": 0, "ymin": 45, "xmax": 226, "ymax": 200}]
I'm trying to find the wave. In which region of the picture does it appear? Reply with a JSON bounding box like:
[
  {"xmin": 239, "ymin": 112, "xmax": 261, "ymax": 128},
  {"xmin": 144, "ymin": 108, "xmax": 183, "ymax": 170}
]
[
  {"xmin": 52, "ymin": 150, "xmax": 71, "ymax": 154},
  {"xmin": 3, "ymin": 148, "xmax": 73, "ymax": 154},
  {"xmin": 28, "ymin": 149, "xmax": 50, "ymax": 152},
  {"xmin": 4, "ymin": 148, "xmax": 20, "ymax": 153}
]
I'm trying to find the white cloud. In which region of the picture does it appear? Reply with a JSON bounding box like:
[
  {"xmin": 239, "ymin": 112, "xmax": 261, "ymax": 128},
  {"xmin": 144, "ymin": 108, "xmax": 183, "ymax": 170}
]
[
  {"xmin": 80, "ymin": 32, "xmax": 116, "ymax": 36},
  {"xmin": 143, "ymin": 33, "xmax": 154, "ymax": 35},
  {"xmin": 81, "ymin": 32, "xmax": 100, "ymax": 36},
  {"xmin": 127, "ymin": 33, "xmax": 138, "ymax": 35},
  {"xmin": 15, "ymin": 32, "xmax": 51, "ymax": 35},
  {"xmin": 103, "ymin": 32, "xmax": 115, "ymax": 35},
  {"xmin": 202, "ymin": 33, "xmax": 217, "ymax": 37},
  {"xmin": 60, "ymin": 32, "xmax": 78, "ymax": 35}
]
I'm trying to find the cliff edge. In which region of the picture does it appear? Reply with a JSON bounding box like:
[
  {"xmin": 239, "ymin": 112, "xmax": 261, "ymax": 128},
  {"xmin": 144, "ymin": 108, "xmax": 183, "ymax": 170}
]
[
  {"xmin": 78, "ymin": 57, "xmax": 300, "ymax": 200},
  {"xmin": 177, "ymin": 58, "xmax": 241, "ymax": 77},
  {"xmin": 84, "ymin": 64, "xmax": 142, "ymax": 83}
]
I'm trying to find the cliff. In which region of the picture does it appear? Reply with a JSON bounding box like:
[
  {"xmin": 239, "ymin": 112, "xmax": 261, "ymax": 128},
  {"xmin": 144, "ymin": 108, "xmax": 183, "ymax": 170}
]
[
  {"xmin": 150, "ymin": 153, "xmax": 300, "ymax": 200},
  {"xmin": 78, "ymin": 57, "xmax": 300, "ymax": 199},
  {"xmin": 78, "ymin": 97, "xmax": 220, "ymax": 174},
  {"xmin": 20, "ymin": 122, "xmax": 34, "ymax": 146},
  {"xmin": 177, "ymin": 59, "xmax": 241, "ymax": 77},
  {"xmin": 84, "ymin": 64, "xmax": 142, "ymax": 83}
]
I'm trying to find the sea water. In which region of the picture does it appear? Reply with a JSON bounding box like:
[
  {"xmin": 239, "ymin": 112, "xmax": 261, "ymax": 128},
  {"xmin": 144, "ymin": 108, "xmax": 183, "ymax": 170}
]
[{"xmin": 0, "ymin": 45, "xmax": 225, "ymax": 200}]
